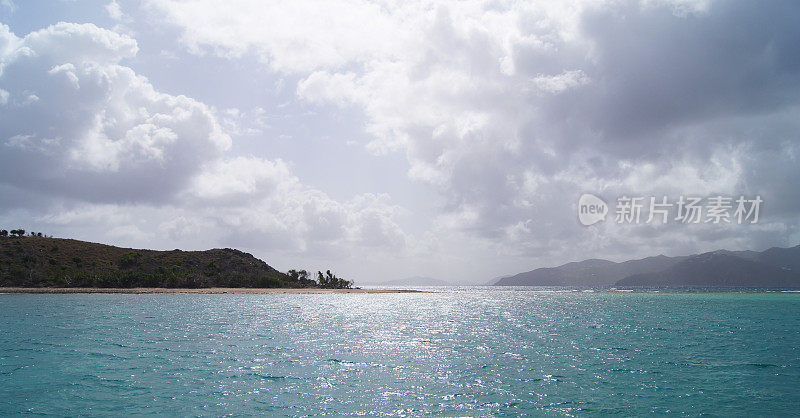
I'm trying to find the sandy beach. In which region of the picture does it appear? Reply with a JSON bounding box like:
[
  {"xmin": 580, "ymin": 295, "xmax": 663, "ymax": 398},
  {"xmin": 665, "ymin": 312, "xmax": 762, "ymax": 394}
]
[{"xmin": 0, "ymin": 287, "xmax": 424, "ymax": 294}]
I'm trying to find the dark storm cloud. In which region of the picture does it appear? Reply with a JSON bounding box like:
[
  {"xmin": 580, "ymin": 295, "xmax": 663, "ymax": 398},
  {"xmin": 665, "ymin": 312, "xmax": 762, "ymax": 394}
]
[
  {"xmin": 580, "ymin": 1, "xmax": 800, "ymax": 144},
  {"xmin": 421, "ymin": 0, "xmax": 800, "ymax": 258}
]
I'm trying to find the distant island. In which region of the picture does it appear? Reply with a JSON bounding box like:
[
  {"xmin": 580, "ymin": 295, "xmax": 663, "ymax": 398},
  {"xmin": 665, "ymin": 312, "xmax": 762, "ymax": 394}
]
[
  {"xmin": 0, "ymin": 229, "xmax": 351, "ymax": 289},
  {"xmin": 5, "ymin": 229, "xmax": 797, "ymax": 290},
  {"xmin": 495, "ymin": 245, "xmax": 800, "ymax": 288}
]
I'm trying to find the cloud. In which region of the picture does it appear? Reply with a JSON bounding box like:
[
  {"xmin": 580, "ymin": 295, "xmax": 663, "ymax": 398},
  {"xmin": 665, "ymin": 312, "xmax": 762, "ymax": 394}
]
[
  {"xmin": 105, "ymin": 1, "xmax": 123, "ymax": 21},
  {"xmin": 146, "ymin": 0, "xmax": 403, "ymax": 72},
  {"xmin": 0, "ymin": 22, "xmax": 408, "ymax": 268},
  {"xmin": 0, "ymin": 22, "xmax": 230, "ymax": 203},
  {"xmin": 0, "ymin": 0, "xmax": 15, "ymax": 14},
  {"xmin": 184, "ymin": 156, "xmax": 407, "ymax": 254},
  {"xmin": 148, "ymin": 0, "xmax": 800, "ymax": 265},
  {"xmin": 577, "ymin": 1, "xmax": 800, "ymax": 141},
  {"xmin": 530, "ymin": 70, "xmax": 589, "ymax": 94},
  {"xmin": 3, "ymin": 1, "xmax": 799, "ymax": 283}
]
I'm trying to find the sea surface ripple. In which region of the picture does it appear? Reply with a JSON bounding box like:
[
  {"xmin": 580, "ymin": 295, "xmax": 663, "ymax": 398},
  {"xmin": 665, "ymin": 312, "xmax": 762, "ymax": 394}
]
[{"xmin": 1, "ymin": 288, "xmax": 799, "ymax": 416}]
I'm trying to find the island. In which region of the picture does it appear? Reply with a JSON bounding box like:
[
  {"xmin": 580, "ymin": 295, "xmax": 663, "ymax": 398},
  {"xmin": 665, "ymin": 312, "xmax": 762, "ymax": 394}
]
[
  {"xmin": 494, "ymin": 244, "xmax": 800, "ymax": 288},
  {"xmin": 0, "ymin": 229, "xmax": 418, "ymax": 293}
]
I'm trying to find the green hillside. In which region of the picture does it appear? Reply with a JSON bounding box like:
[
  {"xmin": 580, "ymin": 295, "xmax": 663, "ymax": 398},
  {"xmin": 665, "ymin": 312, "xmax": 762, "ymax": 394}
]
[{"xmin": 0, "ymin": 235, "xmax": 313, "ymax": 289}]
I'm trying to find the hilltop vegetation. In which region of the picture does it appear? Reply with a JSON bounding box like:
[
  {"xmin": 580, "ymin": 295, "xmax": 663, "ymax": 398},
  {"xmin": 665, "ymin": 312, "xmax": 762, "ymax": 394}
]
[
  {"xmin": 0, "ymin": 234, "xmax": 312, "ymax": 289},
  {"xmin": 287, "ymin": 269, "xmax": 353, "ymax": 289}
]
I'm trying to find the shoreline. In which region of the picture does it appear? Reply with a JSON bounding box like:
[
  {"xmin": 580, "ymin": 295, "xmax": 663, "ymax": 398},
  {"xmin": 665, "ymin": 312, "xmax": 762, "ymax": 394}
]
[{"xmin": 0, "ymin": 287, "xmax": 426, "ymax": 294}]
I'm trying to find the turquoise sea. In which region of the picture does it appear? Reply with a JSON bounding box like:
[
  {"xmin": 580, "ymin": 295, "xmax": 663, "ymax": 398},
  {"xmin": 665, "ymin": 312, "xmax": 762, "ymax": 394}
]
[{"xmin": 1, "ymin": 288, "xmax": 799, "ymax": 416}]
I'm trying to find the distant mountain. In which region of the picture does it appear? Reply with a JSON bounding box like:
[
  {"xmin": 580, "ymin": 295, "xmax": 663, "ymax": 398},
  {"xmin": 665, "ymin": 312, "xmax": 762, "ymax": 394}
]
[
  {"xmin": 757, "ymin": 246, "xmax": 800, "ymax": 272},
  {"xmin": 486, "ymin": 275, "xmax": 508, "ymax": 285},
  {"xmin": 616, "ymin": 251, "xmax": 800, "ymax": 287},
  {"xmin": 494, "ymin": 255, "xmax": 685, "ymax": 286},
  {"xmin": 495, "ymin": 244, "xmax": 800, "ymax": 288},
  {"xmin": 715, "ymin": 249, "xmax": 761, "ymax": 261},
  {"xmin": 379, "ymin": 276, "xmax": 452, "ymax": 286}
]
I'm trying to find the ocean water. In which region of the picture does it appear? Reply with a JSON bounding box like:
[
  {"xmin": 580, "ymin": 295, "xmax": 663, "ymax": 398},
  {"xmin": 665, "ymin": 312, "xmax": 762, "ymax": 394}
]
[{"xmin": 1, "ymin": 288, "xmax": 799, "ymax": 416}]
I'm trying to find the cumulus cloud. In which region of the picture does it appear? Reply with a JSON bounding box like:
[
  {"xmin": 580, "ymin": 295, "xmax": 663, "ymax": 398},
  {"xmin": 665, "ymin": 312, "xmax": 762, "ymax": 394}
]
[
  {"xmin": 148, "ymin": 0, "xmax": 800, "ymax": 265},
  {"xmin": 0, "ymin": 22, "xmax": 230, "ymax": 203},
  {"xmin": 0, "ymin": 21, "xmax": 409, "ymax": 269},
  {"xmin": 185, "ymin": 156, "xmax": 407, "ymax": 254}
]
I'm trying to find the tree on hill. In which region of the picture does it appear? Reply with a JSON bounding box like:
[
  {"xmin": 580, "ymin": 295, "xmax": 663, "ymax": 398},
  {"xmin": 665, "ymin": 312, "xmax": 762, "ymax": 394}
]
[
  {"xmin": 287, "ymin": 269, "xmax": 315, "ymax": 287},
  {"xmin": 0, "ymin": 230, "xmax": 7, "ymax": 237},
  {"xmin": 119, "ymin": 251, "xmax": 142, "ymax": 268},
  {"xmin": 287, "ymin": 269, "xmax": 309, "ymax": 281}
]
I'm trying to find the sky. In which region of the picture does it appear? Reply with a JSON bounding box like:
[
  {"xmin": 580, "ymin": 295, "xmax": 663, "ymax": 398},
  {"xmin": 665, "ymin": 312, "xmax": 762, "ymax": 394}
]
[{"xmin": 0, "ymin": 0, "xmax": 799, "ymax": 284}]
